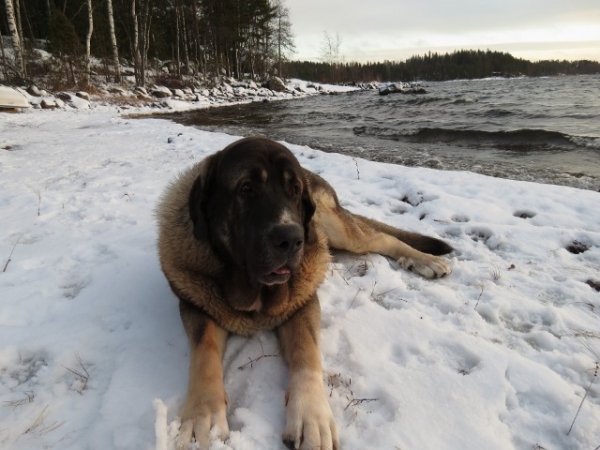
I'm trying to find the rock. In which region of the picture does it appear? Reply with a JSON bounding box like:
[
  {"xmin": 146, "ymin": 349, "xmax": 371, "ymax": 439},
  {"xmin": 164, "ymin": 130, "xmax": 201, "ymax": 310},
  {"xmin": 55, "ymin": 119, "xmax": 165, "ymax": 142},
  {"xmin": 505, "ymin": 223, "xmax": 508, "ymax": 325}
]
[
  {"xmin": 151, "ymin": 86, "xmax": 172, "ymax": 98},
  {"xmin": 76, "ymin": 91, "xmax": 90, "ymax": 100},
  {"xmin": 40, "ymin": 98, "xmax": 57, "ymax": 109},
  {"xmin": 27, "ymin": 85, "xmax": 43, "ymax": 97},
  {"xmin": 108, "ymin": 86, "xmax": 126, "ymax": 95},
  {"xmin": 379, "ymin": 83, "xmax": 404, "ymax": 95},
  {"xmin": 134, "ymin": 86, "xmax": 148, "ymax": 95},
  {"xmin": 173, "ymin": 89, "xmax": 185, "ymax": 98},
  {"xmin": 57, "ymin": 92, "xmax": 72, "ymax": 102},
  {"xmin": 266, "ymin": 76, "xmax": 286, "ymax": 92}
]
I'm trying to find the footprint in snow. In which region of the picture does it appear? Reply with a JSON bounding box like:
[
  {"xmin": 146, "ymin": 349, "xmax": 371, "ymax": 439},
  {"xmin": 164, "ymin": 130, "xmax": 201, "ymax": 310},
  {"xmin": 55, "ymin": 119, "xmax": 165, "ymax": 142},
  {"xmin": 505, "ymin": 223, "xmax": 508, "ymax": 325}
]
[{"xmin": 513, "ymin": 210, "xmax": 536, "ymax": 219}]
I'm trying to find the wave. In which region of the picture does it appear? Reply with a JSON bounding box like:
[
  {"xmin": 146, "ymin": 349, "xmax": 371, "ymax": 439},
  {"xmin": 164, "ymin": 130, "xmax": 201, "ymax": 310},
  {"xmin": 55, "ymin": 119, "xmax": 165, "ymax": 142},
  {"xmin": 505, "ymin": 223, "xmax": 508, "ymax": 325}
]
[{"xmin": 352, "ymin": 126, "xmax": 600, "ymax": 152}]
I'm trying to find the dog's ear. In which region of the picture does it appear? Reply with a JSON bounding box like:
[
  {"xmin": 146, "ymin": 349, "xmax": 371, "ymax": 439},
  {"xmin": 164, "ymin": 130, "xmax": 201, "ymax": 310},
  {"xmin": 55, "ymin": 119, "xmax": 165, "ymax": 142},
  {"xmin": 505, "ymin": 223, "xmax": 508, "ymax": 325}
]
[
  {"xmin": 188, "ymin": 173, "xmax": 210, "ymax": 240},
  {"xmin": 302, "ymin": 187, "xmax": 317, "ymax": 245}
]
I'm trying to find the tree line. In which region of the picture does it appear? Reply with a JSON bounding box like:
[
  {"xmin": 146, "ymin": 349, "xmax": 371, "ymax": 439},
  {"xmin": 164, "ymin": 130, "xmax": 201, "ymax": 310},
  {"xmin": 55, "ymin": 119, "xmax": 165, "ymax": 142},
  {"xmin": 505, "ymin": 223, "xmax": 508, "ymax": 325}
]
[
  {"xmin": 2, "ymin": 1, "xmax": 599, "ymax": 89},
  {"xmin": 1, "ymin": 0, "xmax": 295, "ymax": 87},
  {"xmin": 285, "ymin": 50, "xmax": 600, "ymax": 83}
]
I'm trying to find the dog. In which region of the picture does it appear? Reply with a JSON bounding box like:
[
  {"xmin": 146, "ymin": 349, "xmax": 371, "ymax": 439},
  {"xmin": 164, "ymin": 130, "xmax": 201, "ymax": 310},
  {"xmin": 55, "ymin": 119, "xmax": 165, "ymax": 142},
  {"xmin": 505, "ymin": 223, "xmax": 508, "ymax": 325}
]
[{"xmin": 157, "ymin": 136, "xmax": 452, "ymax": 450}]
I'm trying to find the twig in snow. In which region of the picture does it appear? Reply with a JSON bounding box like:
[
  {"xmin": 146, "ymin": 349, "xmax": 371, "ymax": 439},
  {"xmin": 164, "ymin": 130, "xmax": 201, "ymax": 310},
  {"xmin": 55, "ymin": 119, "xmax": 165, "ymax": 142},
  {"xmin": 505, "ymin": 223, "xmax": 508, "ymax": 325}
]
[
  {"xmin": 2, "ymin": 234, "xmax": 22, "ymax": 273},
  {"xmin": 348, "ymin": 287, "xmax": 363, "ymax": 309},
  {"xmin": 352, "ymin": 158, "xmax": 360, "ymax": 179},
  {"xmin": 36, "ymin": 189, "xmax": 42, "ymax": 216},
  {"xmin": 567, "ymin": 361, "xmax": 598, "ymax": 435},
  {"xmin": 237, "ymin": 353, "xmax": 280, "ymax": 370},
  {"xmin": 344, "ymin": 397, "xmax": 378, "ymax": 411},
  {"xmin": 474, "ymin": 284, "xmax": 485, "ymax": 310}
]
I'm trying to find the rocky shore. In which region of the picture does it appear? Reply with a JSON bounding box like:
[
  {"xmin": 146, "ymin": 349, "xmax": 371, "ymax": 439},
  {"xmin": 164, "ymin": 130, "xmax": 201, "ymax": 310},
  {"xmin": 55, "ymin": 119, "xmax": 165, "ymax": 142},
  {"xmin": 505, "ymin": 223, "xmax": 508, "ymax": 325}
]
[{"xmin": 4, "ymin": 77, "xmax": 379, "ymax": 113}]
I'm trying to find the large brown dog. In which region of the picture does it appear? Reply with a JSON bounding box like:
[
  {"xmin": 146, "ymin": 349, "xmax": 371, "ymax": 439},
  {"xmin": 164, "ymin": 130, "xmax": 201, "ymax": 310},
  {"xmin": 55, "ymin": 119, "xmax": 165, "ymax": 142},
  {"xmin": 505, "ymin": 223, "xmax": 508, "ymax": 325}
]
[{"xmin": 157, "ymin": 137, "xmax": 452, "ymax": 450}]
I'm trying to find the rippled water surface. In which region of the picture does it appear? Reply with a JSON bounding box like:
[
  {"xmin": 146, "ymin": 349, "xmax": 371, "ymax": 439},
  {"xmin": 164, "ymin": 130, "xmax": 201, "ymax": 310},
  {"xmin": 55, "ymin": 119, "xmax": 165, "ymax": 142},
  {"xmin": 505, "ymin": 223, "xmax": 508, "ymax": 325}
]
[{"xmin": 169, "ymin": 75, "xmax": 600, "ymax": 190}]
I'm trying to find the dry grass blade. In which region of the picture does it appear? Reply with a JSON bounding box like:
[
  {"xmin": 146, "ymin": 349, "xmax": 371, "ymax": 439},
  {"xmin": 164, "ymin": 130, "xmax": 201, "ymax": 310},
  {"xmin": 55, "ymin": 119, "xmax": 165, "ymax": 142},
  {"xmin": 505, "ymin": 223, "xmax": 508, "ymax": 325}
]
[
  {"xmin": 2, "ymin": 234, "xmax": 23, "ymax": 273},
  {"xmin": 567, "ymin": 360, "xmax": 598, "ymax": 435},
  {"xmin": 23, "ymin": 406, "xmax": 48, "ymax": 435},
  {"xmin": 63, "ymin": 354, "xmax": 90, "ymax": 394},
  {"xmin": 3, "ymin": 390, "xmax": 34, "ymax": 410},
  {"xmin": 23, "ymin": 405, "xmax": 65, "ymax": 437}
]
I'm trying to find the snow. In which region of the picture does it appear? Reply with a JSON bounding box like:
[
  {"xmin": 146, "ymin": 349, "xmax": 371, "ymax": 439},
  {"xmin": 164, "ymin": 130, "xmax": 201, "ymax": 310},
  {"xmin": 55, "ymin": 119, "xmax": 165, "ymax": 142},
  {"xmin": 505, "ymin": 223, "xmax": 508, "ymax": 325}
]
[{"xmin": 1, "ymin": 103, "xmax": 599, "ymax": 450}]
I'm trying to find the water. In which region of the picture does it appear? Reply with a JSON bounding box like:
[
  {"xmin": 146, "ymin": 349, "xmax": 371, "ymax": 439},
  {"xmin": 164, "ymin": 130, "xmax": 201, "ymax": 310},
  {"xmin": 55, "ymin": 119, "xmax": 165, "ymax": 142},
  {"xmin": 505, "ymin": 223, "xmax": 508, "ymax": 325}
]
[{"xmin": 169, "ymin": 75, "xmax": 600, "ymax": 191}]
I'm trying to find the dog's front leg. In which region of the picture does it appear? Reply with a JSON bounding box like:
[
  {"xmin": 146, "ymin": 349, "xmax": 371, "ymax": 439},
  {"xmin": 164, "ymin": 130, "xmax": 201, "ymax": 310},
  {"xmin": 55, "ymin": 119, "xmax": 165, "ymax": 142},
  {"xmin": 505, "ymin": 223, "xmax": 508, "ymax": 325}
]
[
  {"xmin": 278, "ymin": 295, "xmax": 339, "ymax": 450},
  {"xmin": 177, "ymin": 300, "xmax": 229, "ymax": 450}
]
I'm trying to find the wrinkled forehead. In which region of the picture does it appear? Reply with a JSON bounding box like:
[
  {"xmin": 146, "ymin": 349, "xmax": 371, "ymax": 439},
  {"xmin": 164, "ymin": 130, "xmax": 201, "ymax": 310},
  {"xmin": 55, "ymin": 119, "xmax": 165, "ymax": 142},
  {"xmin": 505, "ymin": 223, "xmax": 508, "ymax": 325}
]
[{"xmin": 216, "ymin": 139, "xmax": 303, "ymax": 185}]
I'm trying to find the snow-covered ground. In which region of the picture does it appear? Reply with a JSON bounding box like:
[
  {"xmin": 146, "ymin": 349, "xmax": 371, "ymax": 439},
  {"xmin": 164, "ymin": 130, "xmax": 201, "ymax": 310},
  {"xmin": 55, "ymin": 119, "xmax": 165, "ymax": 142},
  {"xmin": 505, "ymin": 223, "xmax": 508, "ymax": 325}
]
[{"xmin": 1, "ymin": 103, "xmax": 599, "ymax": 450}]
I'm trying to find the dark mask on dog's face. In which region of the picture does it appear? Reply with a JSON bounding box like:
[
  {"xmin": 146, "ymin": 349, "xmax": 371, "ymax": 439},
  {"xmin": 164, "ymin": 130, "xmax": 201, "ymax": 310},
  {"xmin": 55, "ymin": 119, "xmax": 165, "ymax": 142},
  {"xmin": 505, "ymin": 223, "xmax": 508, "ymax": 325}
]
[{"xmin": 188, "ymin": 138, "xmax": 316, "ymax": 297}]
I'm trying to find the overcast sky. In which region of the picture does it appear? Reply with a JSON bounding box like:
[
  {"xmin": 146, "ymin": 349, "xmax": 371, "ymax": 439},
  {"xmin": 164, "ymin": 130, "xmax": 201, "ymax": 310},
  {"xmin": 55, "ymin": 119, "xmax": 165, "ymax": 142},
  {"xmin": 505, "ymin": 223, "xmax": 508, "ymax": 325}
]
[{"xmin": 285, "ymin": 0, "xmax": 600, "ymax": 62}]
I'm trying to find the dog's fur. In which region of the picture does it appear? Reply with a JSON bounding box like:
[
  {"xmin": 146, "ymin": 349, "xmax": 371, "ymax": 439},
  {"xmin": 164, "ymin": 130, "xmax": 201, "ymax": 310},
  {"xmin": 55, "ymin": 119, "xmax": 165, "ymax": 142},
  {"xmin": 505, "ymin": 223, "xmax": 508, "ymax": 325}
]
[{"xmin": 157, "ymin": 137, "xmax": 452, "ymax": 450}]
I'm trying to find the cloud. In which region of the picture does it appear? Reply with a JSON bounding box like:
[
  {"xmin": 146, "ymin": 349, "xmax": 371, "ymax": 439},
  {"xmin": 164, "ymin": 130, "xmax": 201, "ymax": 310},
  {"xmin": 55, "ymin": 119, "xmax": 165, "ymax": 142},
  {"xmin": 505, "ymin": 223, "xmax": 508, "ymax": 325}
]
[{"xmin": 286, "ymin": 0, "xmax": 600, "ymax": 61}]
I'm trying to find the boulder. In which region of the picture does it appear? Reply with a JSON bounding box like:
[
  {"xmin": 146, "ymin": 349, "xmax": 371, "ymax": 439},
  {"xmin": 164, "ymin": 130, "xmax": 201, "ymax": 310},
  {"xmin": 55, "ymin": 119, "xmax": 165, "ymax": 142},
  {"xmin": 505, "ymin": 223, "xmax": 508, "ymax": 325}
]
[
  {"xmin": 40, "ymin": 98, "xmax": 57, "ymax": 109},
  {"xmin": 151, "ymin": 86, "xmax": 173, "ymax": 98},
  {"xmin": 108, "ymin": 86, "xmax": 126, "ymax": 95},
  {"xmin": 76, "ymin": 91, "xmax": 90, "ymax": 100},
  {"xmin": 57, "ymin": 92, "xmax": 72, "ymax": 102},
  {"xmin": 266, "ymin": 76, "xmax": 286, "ymax": 92},
  {"xmin": 27, "ymin": 85, "xmax": 43, "ymax": 97}
]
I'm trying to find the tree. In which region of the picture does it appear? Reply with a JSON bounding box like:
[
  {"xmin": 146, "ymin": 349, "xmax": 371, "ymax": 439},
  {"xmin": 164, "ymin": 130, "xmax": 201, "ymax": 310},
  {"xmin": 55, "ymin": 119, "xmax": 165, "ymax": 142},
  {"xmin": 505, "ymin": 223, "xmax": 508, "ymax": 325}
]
[
  {"xmin": 272, "ymin": 0, "xmax": 295, "ymax": 77},
  {"xmin": 48, "ymin": 5, "xmax": 82, "ymax": 85},
  {"xmin": 106, "ymin": 0, "xmax": 121, "ymax": 83},
  {"xmin": 131, "ymin": 0, "xmax": 154, "ymax": 86},
  {"xmin": 84, "ymin": 0, "xmax": 94, "ymax": 87},
  {"xmin": 319, "ymin": 31, "xmax": 343, "ymax": 82},
  {"xmin": 4, "ymin": 0, "xmax": 26, "ymax": 79}
]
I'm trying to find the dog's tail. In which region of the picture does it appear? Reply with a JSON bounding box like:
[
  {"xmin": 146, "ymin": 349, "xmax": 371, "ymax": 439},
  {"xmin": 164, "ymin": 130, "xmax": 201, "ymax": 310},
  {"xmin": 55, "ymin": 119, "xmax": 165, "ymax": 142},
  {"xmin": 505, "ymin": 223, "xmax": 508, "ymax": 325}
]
[{"xmin": 355, "ymin": 214, "xmax": 453, "ymax": 256}]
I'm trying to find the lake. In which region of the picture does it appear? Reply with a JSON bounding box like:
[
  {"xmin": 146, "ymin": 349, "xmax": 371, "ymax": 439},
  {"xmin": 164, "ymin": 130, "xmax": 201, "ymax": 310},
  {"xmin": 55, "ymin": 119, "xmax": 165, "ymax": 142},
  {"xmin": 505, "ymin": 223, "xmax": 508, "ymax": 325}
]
[{"xmin": 169, "ymin": 75, "xmax": 600, "ymax": 191}]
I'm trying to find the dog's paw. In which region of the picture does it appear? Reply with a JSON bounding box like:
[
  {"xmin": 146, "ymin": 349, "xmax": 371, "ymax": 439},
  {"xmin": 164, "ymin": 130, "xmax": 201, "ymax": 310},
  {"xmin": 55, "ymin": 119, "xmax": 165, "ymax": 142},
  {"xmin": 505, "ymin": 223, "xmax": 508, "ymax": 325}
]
[
  {"xmin": 282, "ymin": 371, "xmax": 339, "ymax": 450},
  {"xmin": 398, "ymin": 254, "xmax": 451, "ymax": 279},
  {"xmin": 176, "ymin": 393, "xmax": 229, "ymax": 450}
]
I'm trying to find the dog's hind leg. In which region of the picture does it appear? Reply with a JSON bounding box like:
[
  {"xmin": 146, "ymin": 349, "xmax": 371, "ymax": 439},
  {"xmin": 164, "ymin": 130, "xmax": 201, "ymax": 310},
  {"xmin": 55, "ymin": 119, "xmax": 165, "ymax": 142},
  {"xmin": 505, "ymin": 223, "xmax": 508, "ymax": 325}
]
[{"xmin": 311, "ymin": 184, "xmax": 452, "ymax": 279}]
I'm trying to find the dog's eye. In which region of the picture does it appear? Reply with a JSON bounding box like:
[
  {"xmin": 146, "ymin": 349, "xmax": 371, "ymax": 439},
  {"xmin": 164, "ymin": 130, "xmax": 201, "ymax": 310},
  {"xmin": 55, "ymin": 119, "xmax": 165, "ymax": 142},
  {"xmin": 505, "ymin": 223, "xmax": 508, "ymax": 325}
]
[
  {"xmin": 293, "ymin": 185, "xmax": 301, "ymax": 196},
  {"xmin": 240, "ymin": 183, "xmax": 253, "ymax": 195}
]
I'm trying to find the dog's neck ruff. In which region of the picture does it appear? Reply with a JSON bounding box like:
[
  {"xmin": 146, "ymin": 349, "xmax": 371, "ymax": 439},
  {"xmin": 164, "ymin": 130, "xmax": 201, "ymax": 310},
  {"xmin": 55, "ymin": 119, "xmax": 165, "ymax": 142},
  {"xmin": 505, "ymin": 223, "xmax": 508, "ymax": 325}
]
[{"xmin": 200, "ymin": 229, "xmax": 330, "ymax": 335}]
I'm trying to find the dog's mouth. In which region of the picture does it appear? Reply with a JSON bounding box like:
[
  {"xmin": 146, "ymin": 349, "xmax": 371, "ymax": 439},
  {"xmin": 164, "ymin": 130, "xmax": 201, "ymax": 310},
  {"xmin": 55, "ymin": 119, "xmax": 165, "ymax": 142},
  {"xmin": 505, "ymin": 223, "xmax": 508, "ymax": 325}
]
[{"xmin": 259, "ymin": 265, "xmax": 292, "ymax": 286}]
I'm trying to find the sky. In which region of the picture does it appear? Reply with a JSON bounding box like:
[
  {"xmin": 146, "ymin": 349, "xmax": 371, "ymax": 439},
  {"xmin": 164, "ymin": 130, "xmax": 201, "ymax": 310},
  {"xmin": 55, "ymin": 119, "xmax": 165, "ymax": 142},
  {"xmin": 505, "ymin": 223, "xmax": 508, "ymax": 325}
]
[{"xmin": 285, "ymin": 0, "xmax": 600, "ymax": 63}]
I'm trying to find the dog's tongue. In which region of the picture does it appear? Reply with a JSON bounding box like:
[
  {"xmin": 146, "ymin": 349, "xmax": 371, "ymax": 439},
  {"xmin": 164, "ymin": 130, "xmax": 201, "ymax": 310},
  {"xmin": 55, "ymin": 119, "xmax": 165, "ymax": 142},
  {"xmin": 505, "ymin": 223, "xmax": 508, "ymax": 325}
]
[{"xmin": 273, "ymin": 266, "xmax": 291, "ymax": 275}]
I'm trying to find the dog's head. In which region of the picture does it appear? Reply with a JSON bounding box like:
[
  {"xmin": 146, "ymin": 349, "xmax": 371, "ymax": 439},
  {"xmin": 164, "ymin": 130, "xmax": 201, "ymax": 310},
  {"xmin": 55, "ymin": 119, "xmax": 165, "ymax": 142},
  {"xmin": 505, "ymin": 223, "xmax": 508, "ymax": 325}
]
[{"xmin": 189, "ymin": 137, "xmax": 316, "ymax": 294}]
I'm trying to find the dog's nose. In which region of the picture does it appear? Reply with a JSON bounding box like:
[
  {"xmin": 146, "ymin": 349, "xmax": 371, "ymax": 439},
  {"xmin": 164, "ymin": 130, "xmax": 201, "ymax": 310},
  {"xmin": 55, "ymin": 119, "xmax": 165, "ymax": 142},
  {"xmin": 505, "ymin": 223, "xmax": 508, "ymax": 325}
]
[{"xmin": 270, "ymin": 224, "xmax": 304, "ymax": 255}]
